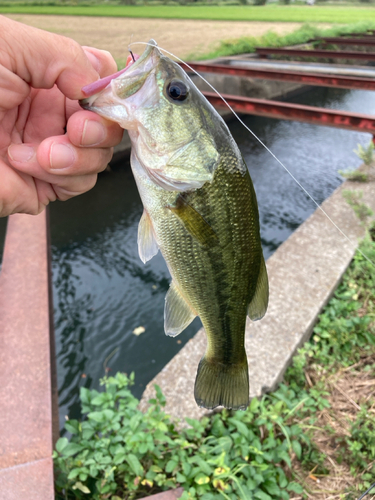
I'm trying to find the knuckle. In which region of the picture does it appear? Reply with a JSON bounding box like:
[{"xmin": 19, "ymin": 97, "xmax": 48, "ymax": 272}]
[
  {"xmin": 64, "ymin": 37, "xmax": 85, "ymax": 64},
  {"xmin": 102, "ymin": 147, "xmax": 113, "ymax": 166},
  {"xmin": 92, "ymin": 148, "xmax": 113, "ymax": 173},
  {"xmin": 28, "ymin": 205, "xmax": 45, "ymax": 216},
  {"xmin": 73, "ymin": 148, "xmax": 112, "ymax": 175},
  {"xmin": 56, "ymin": 174, "xmax": 98, "ymax": 201}
]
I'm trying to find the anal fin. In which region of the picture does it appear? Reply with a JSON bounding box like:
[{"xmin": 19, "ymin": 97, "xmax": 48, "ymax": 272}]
[
  {"xmin": 164, "ymin": 281, "xmax": 196, "ymax": 337},
  {"xmin": 247, "ymin": 255, "xmax": 269, "ymax": 321},
  {"xmin": 138, "ymin": 209, "xmax": 159, "ymax": 264}
]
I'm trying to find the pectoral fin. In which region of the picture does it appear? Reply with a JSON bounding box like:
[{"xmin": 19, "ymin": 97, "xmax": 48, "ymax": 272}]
[
  {"xmin": 164, "ymin": 281, "xmax": 197, "ymax": 337},
  {"xmin": 247, "ymin": 255, "xmax": 269, "ymax": 321},
  {"xmin": 168, "ymin": 195, "xmax": 218, "ymax": 247},
  {"xmin": 138, "ymin": 209, "xmax": 159, "ymax": 264}
]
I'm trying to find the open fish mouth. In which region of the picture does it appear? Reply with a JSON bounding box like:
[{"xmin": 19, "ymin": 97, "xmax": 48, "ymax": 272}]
[{"xmin": 80, "ymin": 40, "xmax": 161, "ymax": 110}]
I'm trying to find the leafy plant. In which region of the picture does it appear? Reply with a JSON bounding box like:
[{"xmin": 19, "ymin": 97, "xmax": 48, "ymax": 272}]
[
  {"xmin": 343, "ymin": 190, "xmax": 374, "ymax": 222},
  {"xmin": 54, "ymin": 371, "xmax": 316, "ymax": 499},
  {"xmin": 339, "ymin": 408, "xmax": 375, "ymax": 473},
  {"xmin": 335, "ymin": 407, "xmax": 375, "ymax": 497},
  {"xmin": 339, "ymin": 169, "xmax": 368, "ymax": 182},
  {"xmin": 354, "ymin": 141, "xmax": 374, "ymax": 166}
]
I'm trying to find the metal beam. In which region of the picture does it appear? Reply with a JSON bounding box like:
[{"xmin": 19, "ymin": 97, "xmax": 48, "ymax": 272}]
[
  {"xmin": 202, "ymin": 91, "xmax": 375, "ymax": 133},
  {"xmin": 320, "ymin": 37, "xmax": 375, "ymax": 46},
  {"xmin": 256, "ymin": 47, "xmax": 375, "ymax": 61},
  {"xmin": 339, "ymin": 31, "xmax": 375, "ymax": 37},
  {"xmin": 182, "ymin": 62, "xmax": 375, "ymax": 91}
]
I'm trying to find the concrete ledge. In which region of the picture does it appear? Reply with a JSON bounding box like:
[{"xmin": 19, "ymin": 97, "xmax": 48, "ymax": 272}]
[
  {"xmin": 0, "ymin": 212, "xmax": 55, "ymax": 499},
  {"xmin": 141, "ymin": 178, "xmax": 375, "ymax": 422},
  {"xmin": 0, "ymin": 458, "xmax": 54, "ymax": 500}
]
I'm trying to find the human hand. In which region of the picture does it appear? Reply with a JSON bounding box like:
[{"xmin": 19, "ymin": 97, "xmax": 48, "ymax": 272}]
[{"xmin": 0, "ymin": 16, "xmax": 124, "ymax": 217}]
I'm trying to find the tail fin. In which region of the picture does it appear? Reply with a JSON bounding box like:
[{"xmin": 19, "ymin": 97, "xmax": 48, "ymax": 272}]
[{"xmin": 194, "ymin": 357, "xmax": 249, "ymax": 410}]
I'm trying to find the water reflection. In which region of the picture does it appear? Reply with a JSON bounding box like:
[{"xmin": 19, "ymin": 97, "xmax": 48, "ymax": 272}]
[{"xmin": 51, "ymin": 87, "xmax": 375, "ymax": 428}]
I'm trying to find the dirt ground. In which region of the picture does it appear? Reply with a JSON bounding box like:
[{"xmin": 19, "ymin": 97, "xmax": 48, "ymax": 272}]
[{"xmin": 6, "ymin": 14, "xmax": 302, "ymax": 60}]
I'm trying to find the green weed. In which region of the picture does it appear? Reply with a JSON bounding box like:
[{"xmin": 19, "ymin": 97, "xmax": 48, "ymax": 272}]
[
  {"xmin": 198, "ymin": 21, "xmax": 375, "ymax": 59},
  {"xmin": 343, "ymin": 190, "xmax": 374, "ymax": 222},
  {"xmin": 354, "ymin": 141, "xmax": 374, "ymax": 166},
  {"xmin": 54, "ymin": 371, "xmax": 316, "ymax": 499},
  {"xmin": 339, "ymin": 170, "xmax": 368, "ymax": 182},
  {"xmin": 336, "ymin": 408, "xmax": 375, "ymax": 474}
]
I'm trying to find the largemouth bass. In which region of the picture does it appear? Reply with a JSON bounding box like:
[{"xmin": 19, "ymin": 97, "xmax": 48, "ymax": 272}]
[{"xmin": 80, "ymin": 41, "xmax": 269, "ymax": 410}]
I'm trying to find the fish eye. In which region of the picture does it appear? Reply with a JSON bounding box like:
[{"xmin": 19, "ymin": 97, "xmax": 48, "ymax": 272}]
[{"xmin": 166, "ymin": 80, "xmax": 188, "ymax": 101}]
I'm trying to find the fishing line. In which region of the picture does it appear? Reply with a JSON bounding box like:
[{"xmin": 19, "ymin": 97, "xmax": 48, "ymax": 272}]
[
  {"xmin": 103, "ymin": 346, "xmax": 119, "ymax": 374},
  {"xmin": 357, "ymin": 482, "xmax": 375, "ymax": 500},
  {"xmin": 128, "ymin": 41, "xmax": 375, "ymax": 267}
]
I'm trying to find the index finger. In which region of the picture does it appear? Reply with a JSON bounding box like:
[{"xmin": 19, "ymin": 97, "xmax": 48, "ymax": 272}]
[{"xmin": 0, "ymin": 16, "xmax": 100, "ymax": 100}]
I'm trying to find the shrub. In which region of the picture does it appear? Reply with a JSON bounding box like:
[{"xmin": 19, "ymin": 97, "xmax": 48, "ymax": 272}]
[
  {"xmin": 53, "ymin": 372, "xmax": 317, "ymax": 499},
  {"xmin": 354, "ymin": 141, "xmax": 374, "ymax": 166}
]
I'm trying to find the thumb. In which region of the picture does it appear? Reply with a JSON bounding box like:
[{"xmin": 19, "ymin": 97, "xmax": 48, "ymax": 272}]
[
  {"xmin": 0, "ymin": 16, "xmax": 103, "ymax": 100},
  {"xmin": 83, "ymin": 46, "xmax": 118, "ymax": 80}
]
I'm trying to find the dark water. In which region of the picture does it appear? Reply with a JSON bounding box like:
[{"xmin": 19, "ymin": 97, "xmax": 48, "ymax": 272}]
[
  {"xmin": 0, "ymin": 217, "xmax": 8, "ymax": 271},
  {"xmin": 47, "ymin": 86, "xmax": 374, "ymax": 428}
]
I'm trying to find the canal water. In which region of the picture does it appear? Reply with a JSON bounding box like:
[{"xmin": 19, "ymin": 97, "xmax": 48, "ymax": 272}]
[{"xmin": 0, "ymin": 87, "xmax": 373, "ymax": 428}]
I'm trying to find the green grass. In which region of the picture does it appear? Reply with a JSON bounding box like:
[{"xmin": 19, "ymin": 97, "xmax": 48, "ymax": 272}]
[
  {"xmin": 195, "ymin": 21, "xmax": 375, "ymax": 59},
  {"xmin": 2, "ymin": 4, "xmax": 375, "ymax": 23}
]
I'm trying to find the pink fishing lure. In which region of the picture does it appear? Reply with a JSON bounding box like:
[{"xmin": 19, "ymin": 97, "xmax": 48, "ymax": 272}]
[{"xmin": 82, "ymin": 53, "xmax": 139, "ymax": 97}]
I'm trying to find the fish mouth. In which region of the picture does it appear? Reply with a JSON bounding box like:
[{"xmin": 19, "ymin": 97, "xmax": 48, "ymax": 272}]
[{"xmin": 80, "ymin": 40, "xmax": 161, "ymax": 112}]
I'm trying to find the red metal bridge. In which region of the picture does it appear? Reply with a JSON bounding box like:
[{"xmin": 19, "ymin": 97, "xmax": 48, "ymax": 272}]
[{"xmin": 182, "ymin": 32, "xmax": 375, "ymax": 137}]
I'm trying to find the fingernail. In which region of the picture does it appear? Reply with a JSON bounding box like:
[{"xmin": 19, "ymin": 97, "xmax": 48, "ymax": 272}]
[
  {"xmin": 81, "ymin": 120, "xmax": 105, "ymax": 146},
  {"xmin": 50, "ymin": 143, "xmax": 75, "ymax": 170},
  {"xmin": 85, "ymin": 51, "xmax": 102, "ymax": 73},
  {"xmin": 96, "ymin": 49, "xmax": 113, "ymax": 62},
  {"xmin": 8, "ymin": 144, "xmax": 35, "ymax": 162}
]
